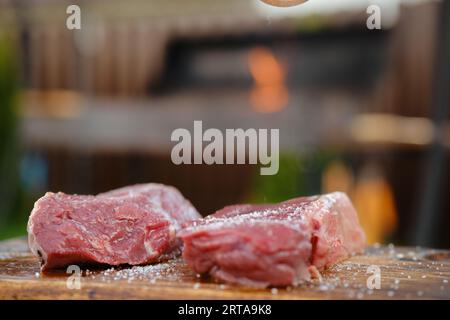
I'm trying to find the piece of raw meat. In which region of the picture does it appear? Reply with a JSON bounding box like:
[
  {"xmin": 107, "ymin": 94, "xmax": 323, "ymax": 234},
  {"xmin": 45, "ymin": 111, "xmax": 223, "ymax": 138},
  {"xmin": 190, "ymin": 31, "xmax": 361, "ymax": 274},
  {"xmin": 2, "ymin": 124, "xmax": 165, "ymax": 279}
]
[
  {"xmin": 179, "ymin": 192, "xmax": 365, "ymax": 287},
  {"xmin": 27, "ymin": 184, "xmax": 200, "ymax": 271}
]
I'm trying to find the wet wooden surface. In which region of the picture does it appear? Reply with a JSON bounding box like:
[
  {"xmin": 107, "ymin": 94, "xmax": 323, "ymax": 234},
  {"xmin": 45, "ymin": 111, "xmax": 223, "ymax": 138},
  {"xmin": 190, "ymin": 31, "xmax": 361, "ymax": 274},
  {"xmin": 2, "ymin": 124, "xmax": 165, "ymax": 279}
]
[{"xmin": 0, "ymin": 238, "xmax": 449, "ymax": 300}]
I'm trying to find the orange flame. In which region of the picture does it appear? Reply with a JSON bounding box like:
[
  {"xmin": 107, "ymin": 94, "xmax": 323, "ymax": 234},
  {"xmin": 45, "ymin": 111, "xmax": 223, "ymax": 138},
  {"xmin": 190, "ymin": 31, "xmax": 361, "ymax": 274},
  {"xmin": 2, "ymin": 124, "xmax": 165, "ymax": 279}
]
[
  {"xmin": 322, "ymin": 161, "xmax": 398, "ymax": 244},
  {"xmin": 248, "ymin": 47, "xmax": 288, "ymax": 113}
]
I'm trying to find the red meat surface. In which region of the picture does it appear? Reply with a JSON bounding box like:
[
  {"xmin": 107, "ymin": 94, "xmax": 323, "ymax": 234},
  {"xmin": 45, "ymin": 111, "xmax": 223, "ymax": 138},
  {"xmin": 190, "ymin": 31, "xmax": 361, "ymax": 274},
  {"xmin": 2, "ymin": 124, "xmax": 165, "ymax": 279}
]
[
  {"xmin": 27, "ymin": 184, "xmax": 200, "ymax": 270},
  {"xmin": 179, "ymin": 192, "xmax": 366, "ymax": 287}
]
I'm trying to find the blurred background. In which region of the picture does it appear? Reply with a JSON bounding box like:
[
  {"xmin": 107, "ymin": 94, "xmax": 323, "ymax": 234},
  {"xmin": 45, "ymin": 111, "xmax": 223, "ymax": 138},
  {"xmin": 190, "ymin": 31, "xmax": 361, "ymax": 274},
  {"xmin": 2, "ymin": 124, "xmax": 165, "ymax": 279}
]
[{"xmin": 0, "ymin": 0, "xmax": 449, "ymax": 248}]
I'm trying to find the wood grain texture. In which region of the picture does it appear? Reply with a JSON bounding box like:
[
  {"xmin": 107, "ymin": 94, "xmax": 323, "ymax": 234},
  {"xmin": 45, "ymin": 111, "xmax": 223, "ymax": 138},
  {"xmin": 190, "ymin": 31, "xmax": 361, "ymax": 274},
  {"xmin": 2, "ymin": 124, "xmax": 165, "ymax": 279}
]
[{"xmin": 0, "ymin": 238, "xmax": 449, "ymax": 300}]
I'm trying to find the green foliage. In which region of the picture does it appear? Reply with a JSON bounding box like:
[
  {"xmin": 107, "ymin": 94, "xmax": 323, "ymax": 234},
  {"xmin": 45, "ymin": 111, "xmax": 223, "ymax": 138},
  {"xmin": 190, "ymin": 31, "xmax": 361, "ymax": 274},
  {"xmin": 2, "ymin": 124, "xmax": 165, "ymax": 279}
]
[
  {"xmin": 250, "ymin": 150, "xmax": 339, "ymax": 204},
  {"xmin": 292, "ymin": 14, "xmax": 327, "ymax": 33},
  {"xmin": 0, "ymin": 33, "xmax": 21, "ymax": 238},
  {"xmin": 250, "ymin": 152, "xmax": 302, "ymax": 203},
  {"xmin": 0, "ymin": 36, "xmax": 18, "ymax": 141}
]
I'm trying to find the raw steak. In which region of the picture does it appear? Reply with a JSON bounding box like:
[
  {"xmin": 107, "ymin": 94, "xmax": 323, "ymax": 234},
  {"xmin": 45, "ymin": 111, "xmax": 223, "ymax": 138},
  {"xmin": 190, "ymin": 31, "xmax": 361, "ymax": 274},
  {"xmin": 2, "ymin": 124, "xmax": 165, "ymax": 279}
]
[
  {"xmin": 27, "ymin": 184, "xmax": 200, "ymax": 270},
  {"xmin": 179, "ymin": 192, "xmax": 365, "ymax": 287}
]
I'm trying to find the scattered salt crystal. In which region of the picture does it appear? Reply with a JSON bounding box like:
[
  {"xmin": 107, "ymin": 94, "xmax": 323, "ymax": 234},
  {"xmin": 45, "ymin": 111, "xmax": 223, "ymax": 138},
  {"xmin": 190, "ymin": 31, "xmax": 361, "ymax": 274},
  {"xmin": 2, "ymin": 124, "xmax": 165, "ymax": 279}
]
[
  {"xmin": 34, "ymin": 272, "xmax": 40, "ymax": 278},
  {"xmin": 394, "ymin": 279, "xmax": 400, "ymax": 285},
  {"xmin": 318, "ymin": 284, "xmax": 330, "ymax": 291},
  {"xmin": 271, "ymin": 288, "xmax": 278, "ymax": 295},
  {"xmin": 407, "ymin": 275, "xmax": 411, "ymax": 279},
  {"xmin": 88, "ymin": 259, "xmax": 184, "ymax": 283},
  {"xmin": 219, "ymin": 284, "xmax": 226, "ymax": 290},
  {"xmin": 387, "ymin": 291, "xmax": 395, "ymax": 297},
  {"xmin": 193, "ymin": 283, "xmax": 201, "ymax": 289},
  {"xmin": 421, "ymin": 275, "xmax": 427, "ymax": 279},
  {"xmin": 443, "ymin": 279, "xmax": 448, "ymax": 284}
]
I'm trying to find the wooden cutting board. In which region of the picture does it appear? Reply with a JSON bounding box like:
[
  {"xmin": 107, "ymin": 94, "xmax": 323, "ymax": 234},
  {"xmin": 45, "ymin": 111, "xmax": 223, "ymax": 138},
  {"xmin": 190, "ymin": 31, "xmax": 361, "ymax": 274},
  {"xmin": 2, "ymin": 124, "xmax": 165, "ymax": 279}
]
[{"xmin": 0, "ymin": 238, "xmax": 449, "ymax": 300}]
